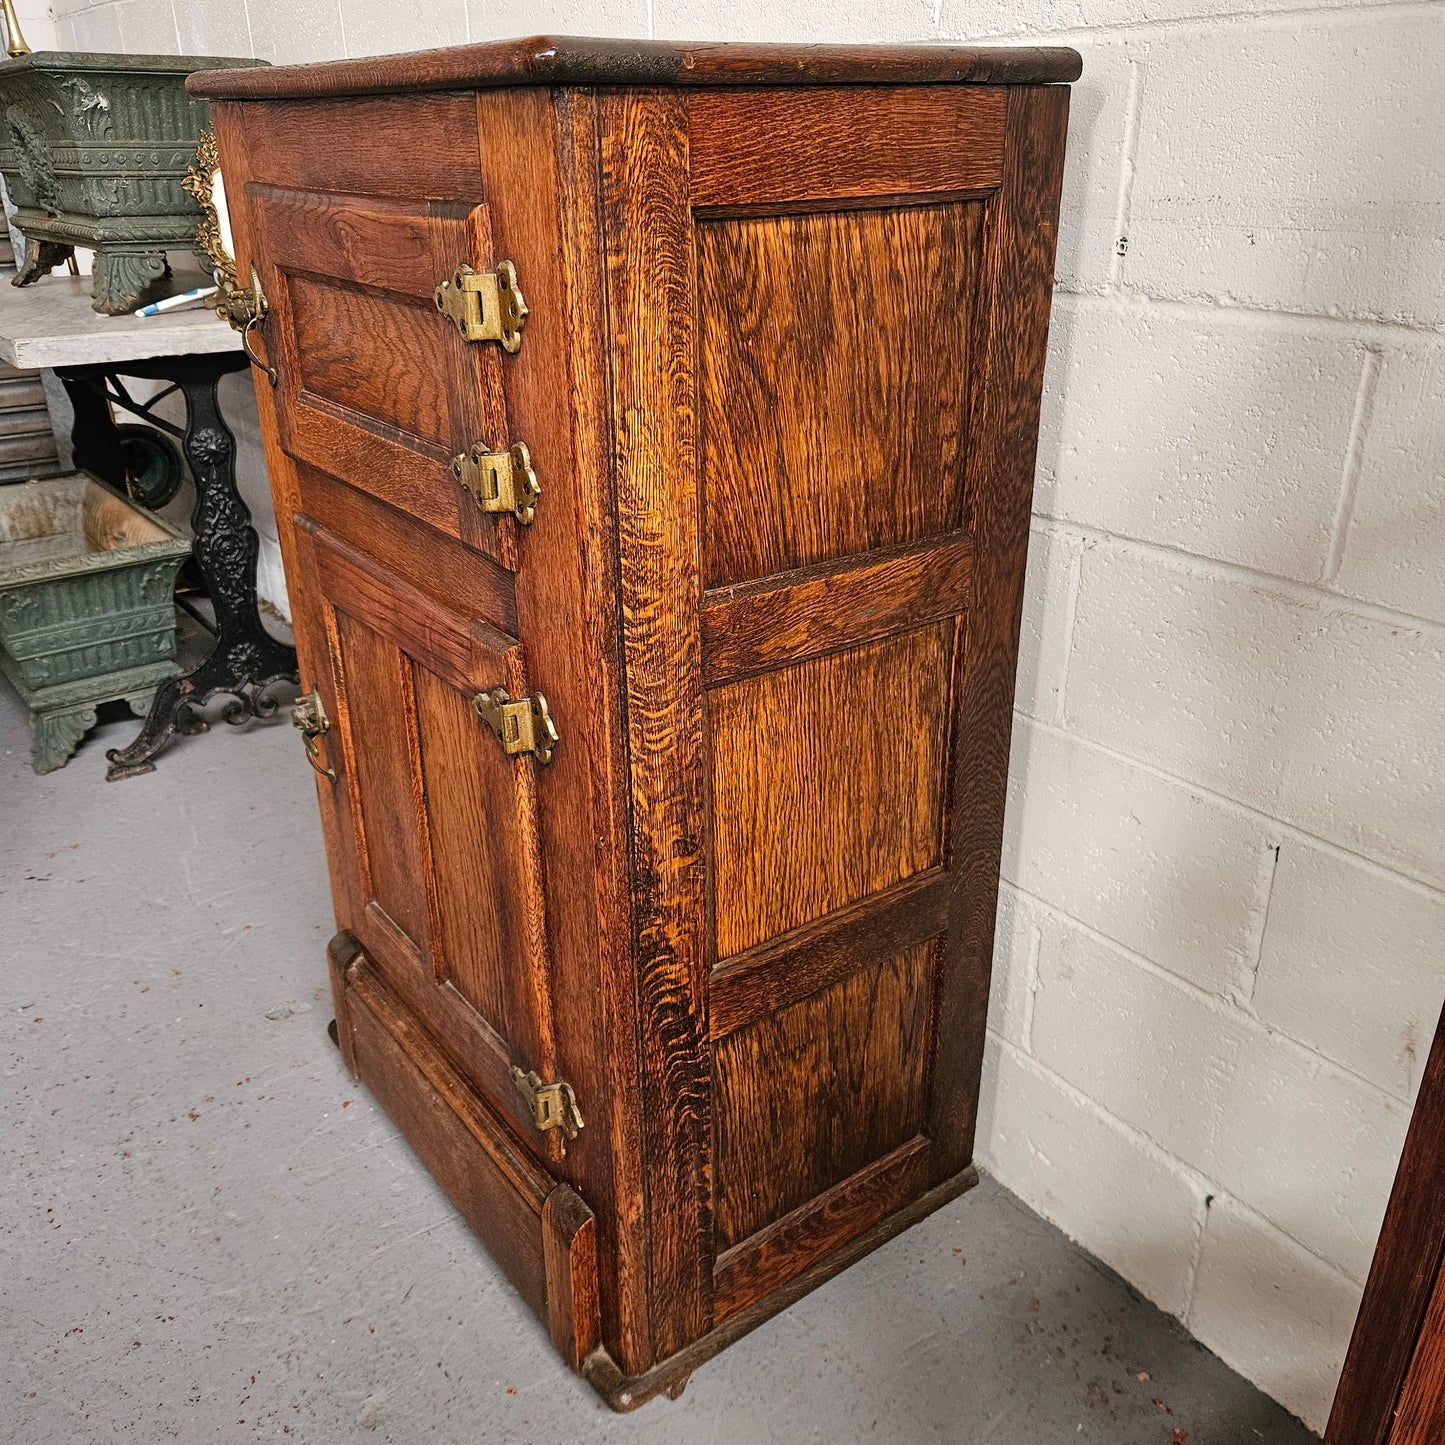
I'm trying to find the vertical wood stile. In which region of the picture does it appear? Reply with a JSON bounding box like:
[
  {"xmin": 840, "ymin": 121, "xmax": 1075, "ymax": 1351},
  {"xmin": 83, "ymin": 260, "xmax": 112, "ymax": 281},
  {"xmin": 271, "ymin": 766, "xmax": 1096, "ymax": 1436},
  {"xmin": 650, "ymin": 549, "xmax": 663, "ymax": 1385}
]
[
  {"xmin": 931, "ymin": 83, "xmax": 1071, "ymax": 1178},
  {"xmin": 600, "ymin": 89, "xmax": 714, "ymax": 1362}
]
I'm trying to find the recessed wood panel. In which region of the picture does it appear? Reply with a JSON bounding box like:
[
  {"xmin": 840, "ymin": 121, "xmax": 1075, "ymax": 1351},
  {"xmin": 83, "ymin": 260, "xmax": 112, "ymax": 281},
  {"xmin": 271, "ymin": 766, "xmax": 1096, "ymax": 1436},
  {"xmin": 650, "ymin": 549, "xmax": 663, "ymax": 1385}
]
[
  {"xmin": 708, "ymin": 622, "xmax": 953, "ymax": 960},
  {"xmin": 288, "ymin": 274, "xmax": 453, "ymax": 449},
  {"xmin": 713, "ymin": 941, "xmax": 936, "ymax": 1248},
  {"xmin": 697, "ymin": 202, "xmax": 983, "ymax": 588},
  {"xmin": 333, "ymin": 613, "xmax": 431, "ymax": 952},
  {"xmin": 413, "ymin": 664, "xmax": 527, "ymax": 1040}
]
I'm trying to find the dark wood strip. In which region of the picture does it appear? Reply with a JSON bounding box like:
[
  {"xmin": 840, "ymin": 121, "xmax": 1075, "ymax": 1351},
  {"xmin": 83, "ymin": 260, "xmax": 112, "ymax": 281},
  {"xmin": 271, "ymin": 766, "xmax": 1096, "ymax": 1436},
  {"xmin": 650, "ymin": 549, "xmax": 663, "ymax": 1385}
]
[
  {"xmin": 713, "ymin": 1137, "xmax": 931, "ymax": 1321},
  {"xmin": 542, "ymin": 1184, "xmax": 603, "ymax": 1372},
  {"xmin": 193, "ymin": 40, "xmax": 1082, "ymax": 101},
  {"xmin": 700, "ymin": 533, "xmax": 972, "ymax": 685},
  {"xmin": 709, "ymin": 869, "xmax": 951, "ymax": 1039},
  {"xmin": 929, "ymin": 84, "xmax": 1071, "ymax": 1187},
  {"xmin": 1325, "ymin": 1005, "xmax": 1445, "ymax": 1445},
  {"xmin": 690, "ymin": 87, "xmax": 1004, "ymax": 210}
]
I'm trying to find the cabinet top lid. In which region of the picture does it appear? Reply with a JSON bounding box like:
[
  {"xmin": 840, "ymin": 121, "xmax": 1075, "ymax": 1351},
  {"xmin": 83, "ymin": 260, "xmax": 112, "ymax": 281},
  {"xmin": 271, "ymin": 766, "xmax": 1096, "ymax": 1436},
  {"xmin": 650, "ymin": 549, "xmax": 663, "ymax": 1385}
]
[{"xmin": 188, "ymin": 34, "xmax": 1082, "ymax": 101}]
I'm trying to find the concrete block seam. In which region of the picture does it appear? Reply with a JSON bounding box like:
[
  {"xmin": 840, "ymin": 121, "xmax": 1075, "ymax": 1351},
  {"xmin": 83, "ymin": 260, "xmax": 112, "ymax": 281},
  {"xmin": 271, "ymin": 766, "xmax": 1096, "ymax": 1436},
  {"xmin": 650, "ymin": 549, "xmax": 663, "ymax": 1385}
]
[
  {"xmin": 1005, "ymin": 873, "xmax": 1419, "ymax": 1111},
  {"xmin": 1235, "ymin": 839, "xmax": 1284, "ymax": 1012},
  {"xmin": 988, "ymin": 1030, "xmax": 1217, "ymax": 1202},
  {"xmin": 1320, "ymin": 347, "xmax": 1384, "ymax": 586},
  {"xmin": 1105, "ymin": 53, "xmax": 1144, "ymax": 292},
  {"xmin": 1049, "ymin": 289, "xmax": 1445, "ymax": 346},
  {"xmin": 1190, "ymin": 1183, "xmax": 1367, "ymax": 1294},
  {"xmin": 1032, "ymin": 515, "xmax": 1445, "ymax": 639}
]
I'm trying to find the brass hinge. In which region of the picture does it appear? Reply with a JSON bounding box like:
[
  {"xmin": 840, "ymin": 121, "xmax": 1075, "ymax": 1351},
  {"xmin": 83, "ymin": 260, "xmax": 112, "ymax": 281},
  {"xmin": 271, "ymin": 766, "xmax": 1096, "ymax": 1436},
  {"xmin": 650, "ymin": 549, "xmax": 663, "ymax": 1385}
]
[
  {"xmin": 451, "ymin": 440, "xmax": 540, "ymax": 525},
  {"xmin": 473, "ymin": 687, "xmax": 558, "ymax": 764},
  {"xmin": 510, "ymin": 1066, "xmax": 585, "ymax": 1140},
  {"xmin": 433, "ymin": 260, "xmax": 527, "ymax": 351},
  {"xmin": 290, "ymin": 687, "xmax": 336, "ymax": 782}
]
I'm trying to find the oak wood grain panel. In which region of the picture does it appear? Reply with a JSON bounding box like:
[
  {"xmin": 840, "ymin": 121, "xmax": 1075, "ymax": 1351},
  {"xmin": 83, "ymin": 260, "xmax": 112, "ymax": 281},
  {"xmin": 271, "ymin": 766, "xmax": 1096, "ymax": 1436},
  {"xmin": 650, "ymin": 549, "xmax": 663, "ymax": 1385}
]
[
  {"xmin": 713, "ymin": 1137, "xmax": 931, "ymax": 1320},
  {"xmin": 709, "ymin": 622, "xmax": 952, "ymax": 959},
  {"xmin": 690, "ymin": 86, "xmax": 1004, "ymax": 209},
  {"xmin": 289, "ymin": 275, "xmax": 454, "ymax": 449},
  {"xmin": 216, "ymin": 92, "xmax": 484, "ymax": 196},
  {"xmin": 709, "ymin": 872, "xmax": 951, "ymax": 1039},
  {"xmin": 1326, "ymin": 1006, "xmax": 1445, "ymax": 1445},
  {"xmin": 343, "ymin": 954, "xmax": 552, "ymax": 1319},
  {"xmin": 601, "ymin": 88, "xmax": 714, "ymax": 1359},
  {"xmin": 411, "ymin": 665, "xmax": 528, "ymax": 1041},
  {"xmin": 248, "ymin": 185, "xmax": 451, "ymax": 298},
  {"xmin": 333, "ymin": 615, "xmax": 431, "ymax": 953},
  {"xmin": 295, "ymin": 465, "xmax": 517, "ymax": 636},
  {"xmin": 929, "ymin": 85, "xmax": 1070, "ymax": 1185},
  {"xmin": 700, "ymin": 533, "xmax": 972, "ymax": 686},
  {"xmin": 713, "ymin": 943, "xmax": 935, "ymax": 1249},
  {"xmin": 697, "ymin": 202, "xmax": 982, "ymax": 588},
  {"xmin": 192, "ymin": 38, "xmax": 1081, "ymax": 101}
]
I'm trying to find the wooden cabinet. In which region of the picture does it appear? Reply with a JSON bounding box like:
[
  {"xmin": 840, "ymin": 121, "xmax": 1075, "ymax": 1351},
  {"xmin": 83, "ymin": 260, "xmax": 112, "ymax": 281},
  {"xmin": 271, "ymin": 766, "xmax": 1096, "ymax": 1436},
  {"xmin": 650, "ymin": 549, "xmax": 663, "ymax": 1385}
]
[{"xmin": 193, "ymin": 37, "xmax": 1079, "ymax": 1407}]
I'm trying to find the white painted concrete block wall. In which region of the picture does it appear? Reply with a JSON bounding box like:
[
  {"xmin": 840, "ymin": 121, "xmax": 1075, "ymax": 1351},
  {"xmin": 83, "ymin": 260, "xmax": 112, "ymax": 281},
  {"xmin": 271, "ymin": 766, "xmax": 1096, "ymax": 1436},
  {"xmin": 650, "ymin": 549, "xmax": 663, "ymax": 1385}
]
[{"xmin": 51, "ymin": 0, "xmax": 1444, "ymax": 1429}]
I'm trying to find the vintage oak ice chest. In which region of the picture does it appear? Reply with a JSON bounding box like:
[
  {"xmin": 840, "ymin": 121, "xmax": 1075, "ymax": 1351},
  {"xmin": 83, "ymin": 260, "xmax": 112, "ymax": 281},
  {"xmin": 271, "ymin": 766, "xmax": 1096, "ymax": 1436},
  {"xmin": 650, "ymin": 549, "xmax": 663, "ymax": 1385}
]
[{"xmin": 192, "ymin": 36, "xmax": 1079, "ymax": 1406}]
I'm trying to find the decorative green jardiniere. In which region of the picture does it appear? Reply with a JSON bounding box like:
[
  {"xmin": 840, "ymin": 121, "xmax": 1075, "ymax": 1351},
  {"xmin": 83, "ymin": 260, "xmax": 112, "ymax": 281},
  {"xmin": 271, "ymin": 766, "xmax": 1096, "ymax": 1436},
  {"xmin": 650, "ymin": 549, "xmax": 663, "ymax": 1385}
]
[
  {"xmin": 0, "ymin": 472, "xmax": 190, "ymax": 772},
  {"xmin": 0, "ymin": 51, "xmax": 267, "ymax": 313}
]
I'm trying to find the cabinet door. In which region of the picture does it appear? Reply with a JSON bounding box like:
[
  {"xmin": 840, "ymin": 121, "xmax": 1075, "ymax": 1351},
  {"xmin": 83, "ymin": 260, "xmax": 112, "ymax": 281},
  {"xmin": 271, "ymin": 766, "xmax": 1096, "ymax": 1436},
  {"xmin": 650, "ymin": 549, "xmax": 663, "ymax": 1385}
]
[
  {"xmin": 294, "ymin": 518, "xmax": 563, "ymax": 1156},
  {"xmin": 247, "ymin": 180, "xmax": 523, "ymax": 572},
  {"xmin": 601, "ymin": 82, "xmax": 1068, "ymax": 1353}
]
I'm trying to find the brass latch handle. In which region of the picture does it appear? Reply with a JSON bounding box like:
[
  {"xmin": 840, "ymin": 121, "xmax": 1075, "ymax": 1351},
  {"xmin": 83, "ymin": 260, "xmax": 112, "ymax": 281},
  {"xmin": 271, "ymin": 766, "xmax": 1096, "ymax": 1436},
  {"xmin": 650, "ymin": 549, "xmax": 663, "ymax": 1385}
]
[
  {"xmin": 291, "ymin": 688, "xmax": 336, "ymax": 782},
  {"xmin": 225, "ymin": 265, "xmax": 277, "ymax": 388}
]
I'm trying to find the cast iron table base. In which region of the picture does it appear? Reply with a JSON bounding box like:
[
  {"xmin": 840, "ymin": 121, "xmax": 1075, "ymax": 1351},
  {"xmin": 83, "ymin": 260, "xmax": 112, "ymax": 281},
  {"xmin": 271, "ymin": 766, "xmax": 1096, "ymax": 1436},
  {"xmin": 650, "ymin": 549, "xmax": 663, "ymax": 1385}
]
[{"xmin": 55, "ymin": 351, "xmax": 298, "ymax": 780}]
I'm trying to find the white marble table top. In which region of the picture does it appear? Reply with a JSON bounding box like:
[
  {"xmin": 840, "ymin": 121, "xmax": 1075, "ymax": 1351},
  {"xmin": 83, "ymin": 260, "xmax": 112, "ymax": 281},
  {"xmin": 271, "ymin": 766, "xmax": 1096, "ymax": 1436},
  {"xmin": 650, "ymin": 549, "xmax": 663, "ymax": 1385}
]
[{"xmin": 0, "ymin": 269, "xmax": 241, "ymax": 370}]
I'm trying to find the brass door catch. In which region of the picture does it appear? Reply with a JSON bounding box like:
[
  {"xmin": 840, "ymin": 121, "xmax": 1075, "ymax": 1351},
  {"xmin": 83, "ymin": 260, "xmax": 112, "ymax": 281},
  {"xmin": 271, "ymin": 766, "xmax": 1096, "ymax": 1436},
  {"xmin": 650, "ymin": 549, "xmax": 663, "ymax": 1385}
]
[
  {"xmin": 433, "ymin": 261, "xmax": 527, "ymax": 351},
  {"xmin": 473, "ymin": 687, "xmax": 558, "ymax": 764},
  {"xmin": 452, "ymin": 440, "xmax": 540, "ymax": 525},
  {"xmin": 510, "ymin": 1067, "xmax": 585, "ymax": 1140},
  {"xmin": 226, "ymin": 264, "xmax": 276, "ymax": 388},
  {"xmin": 291, "ymin": 688, "xmax": 336, "ymax": 781}
]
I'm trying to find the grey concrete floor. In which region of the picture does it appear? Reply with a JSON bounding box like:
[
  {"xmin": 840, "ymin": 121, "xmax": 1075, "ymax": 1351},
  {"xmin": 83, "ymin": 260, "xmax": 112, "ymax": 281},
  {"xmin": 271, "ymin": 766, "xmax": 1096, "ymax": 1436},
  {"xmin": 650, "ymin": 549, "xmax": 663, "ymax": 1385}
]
[{"xmin": 1, "ymin": 629, "xmax": 1319, "ymax": 1444}]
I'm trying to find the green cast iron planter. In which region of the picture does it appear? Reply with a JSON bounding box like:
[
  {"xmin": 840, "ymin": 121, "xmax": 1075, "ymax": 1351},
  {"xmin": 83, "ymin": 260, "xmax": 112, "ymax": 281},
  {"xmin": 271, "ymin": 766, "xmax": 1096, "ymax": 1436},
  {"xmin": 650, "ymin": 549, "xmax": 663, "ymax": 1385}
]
[
  {"xmin": 0, "ymin": 471, "xmax": 190, "ymax": 772},
  {"xmin": 0, "ymin": 52, "xmax": 267, "ymax": 313}
]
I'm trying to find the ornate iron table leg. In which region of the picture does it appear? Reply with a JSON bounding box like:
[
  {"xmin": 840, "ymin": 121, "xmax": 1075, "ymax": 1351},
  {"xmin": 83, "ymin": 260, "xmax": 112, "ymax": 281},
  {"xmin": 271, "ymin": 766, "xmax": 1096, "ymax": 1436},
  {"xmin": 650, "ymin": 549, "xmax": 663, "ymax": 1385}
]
[{"xmin": 55, "ymin": 352, "xmax": 298, "ymax": 780}]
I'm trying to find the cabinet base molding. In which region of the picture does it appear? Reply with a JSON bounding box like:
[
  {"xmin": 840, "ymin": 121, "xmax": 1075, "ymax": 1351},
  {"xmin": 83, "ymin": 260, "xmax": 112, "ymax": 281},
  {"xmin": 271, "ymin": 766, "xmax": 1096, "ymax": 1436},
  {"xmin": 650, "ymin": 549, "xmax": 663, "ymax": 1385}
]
[
  {"xmin": 581, "ymin": 1164, "xmax": 979, "ymax": 1411},
  {"xmin": 327, "ymin": 929, "xmax": 979, "ymax": 1409}
]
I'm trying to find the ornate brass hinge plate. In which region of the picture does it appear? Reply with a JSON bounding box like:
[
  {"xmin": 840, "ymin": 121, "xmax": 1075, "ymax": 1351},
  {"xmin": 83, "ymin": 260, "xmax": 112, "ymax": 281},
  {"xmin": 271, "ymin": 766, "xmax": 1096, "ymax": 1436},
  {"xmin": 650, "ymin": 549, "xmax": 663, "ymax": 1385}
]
[
  {"xmin": 510, "ymin": 1066, "xmax": 585, "ymax": 1140},
  {"xmin": 473, "ymin": 687, "xmax": 558, "ymax": 764},
  {"xmin": 290, "ymin": 687, "xmax": 336, "ymax": 782},
  {"xmin": 433, "ymin": 260, "xmax": 527, "ymax": 351},
  {"xmin": 451, "ymin": 440, "xmax": 540, "ymax": 525}
]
